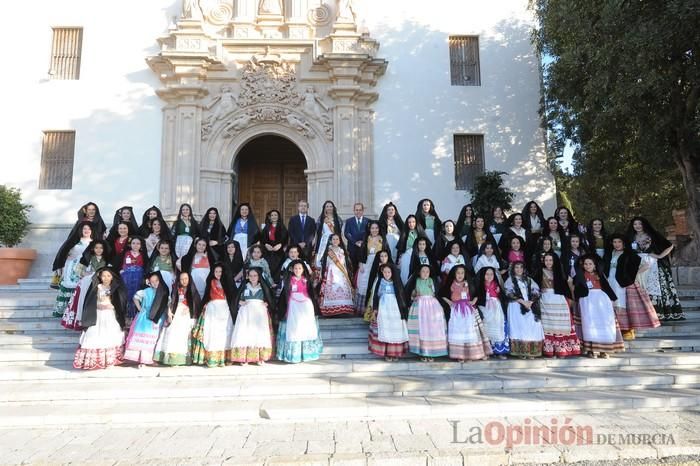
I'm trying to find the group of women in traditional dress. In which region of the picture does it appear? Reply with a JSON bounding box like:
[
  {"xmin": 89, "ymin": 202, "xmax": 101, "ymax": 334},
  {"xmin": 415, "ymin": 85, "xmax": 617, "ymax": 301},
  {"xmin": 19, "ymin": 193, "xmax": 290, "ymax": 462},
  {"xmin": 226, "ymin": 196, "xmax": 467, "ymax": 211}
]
[{"xmin": 50, "ymin": 199, "xmax": 679, "ymax": 369}]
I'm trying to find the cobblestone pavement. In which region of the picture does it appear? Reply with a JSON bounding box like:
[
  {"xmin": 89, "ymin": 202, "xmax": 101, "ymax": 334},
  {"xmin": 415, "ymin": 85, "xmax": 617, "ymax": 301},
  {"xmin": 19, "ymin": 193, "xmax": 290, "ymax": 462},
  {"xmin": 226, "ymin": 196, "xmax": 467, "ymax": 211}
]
[{"xmin": 2, "ymin": 410, "xmax": 700, "ymax": 465}]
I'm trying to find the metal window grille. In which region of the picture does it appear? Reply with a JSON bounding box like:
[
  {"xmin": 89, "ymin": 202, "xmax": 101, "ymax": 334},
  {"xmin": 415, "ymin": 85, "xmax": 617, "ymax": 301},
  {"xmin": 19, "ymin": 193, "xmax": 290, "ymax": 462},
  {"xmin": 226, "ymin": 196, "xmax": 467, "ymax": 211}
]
[
  {"xmin": 453, "ymin": 134, "xmax": 484, "ymax": 190},
  {"xmin": 449, "ymin": 35, "xmax": 481, "ymax": 86},
  {"xmin": 49, "ymin": 27, "xmax": 83, "ymax": 80},
  {"xmin": 39, "ymin": 131, "xmax": 75, "ymax": 189}
]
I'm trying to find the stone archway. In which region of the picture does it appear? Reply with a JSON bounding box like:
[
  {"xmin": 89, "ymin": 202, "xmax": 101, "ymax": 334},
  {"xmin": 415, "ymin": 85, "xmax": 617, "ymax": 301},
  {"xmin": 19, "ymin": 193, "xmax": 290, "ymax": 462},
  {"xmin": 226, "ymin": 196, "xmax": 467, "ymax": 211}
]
[
  {"xmin": 234, "ymin": 134, "xmax": 307, "ymax": 222},
  {"xmin": 148, "ymin": 1, "xmax": 387, "ymax": 223}
]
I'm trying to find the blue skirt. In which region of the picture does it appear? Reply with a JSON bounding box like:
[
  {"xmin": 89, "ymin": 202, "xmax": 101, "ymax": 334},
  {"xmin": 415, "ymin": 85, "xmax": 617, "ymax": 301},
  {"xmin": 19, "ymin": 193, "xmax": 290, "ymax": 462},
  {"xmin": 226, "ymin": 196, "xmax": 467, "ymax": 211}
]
[
  {"xmin": 121, "ymin": 266, "xmax": 144, "ymax": 319},
  {"xmin": 276, "ymin": 320, "xmax": 323, "ymax": 363}
]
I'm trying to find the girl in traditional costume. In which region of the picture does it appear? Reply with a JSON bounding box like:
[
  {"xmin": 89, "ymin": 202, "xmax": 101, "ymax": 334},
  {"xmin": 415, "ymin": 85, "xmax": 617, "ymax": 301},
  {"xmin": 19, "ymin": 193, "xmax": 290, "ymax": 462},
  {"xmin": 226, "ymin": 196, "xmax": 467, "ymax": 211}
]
[
  {"xmin": 73, "ymin": 267, "xmax": 126, "ymax": 370},
  {"xmin": 120, "ymin": 236, "xmax": 146, "ymax": 319},
  {"xmin": 171, "ymin": 203, "xmax": 199, "ymax": 258},
  {"xmin": 199, "ymin": 207, "xmax": 228, "ymax": 258},
  {"xmin": 276, "ymin": 260, "xmax": 323, "ymax": 363},
  {"xmin": 228, "ymin": 203, "xmax": 260, "ymax": 261},
  {"xmin": 378, "ymin": 202, "xmax": 404, "ymax": 262},
  {"xmin": 466, "ymin": 215, "xmax": 497, "ymax": 266},
  {"xmin": 230, "ymin": 267, "xmax": 276, "ymax": 364},
  {"xmin": 562, "ymin": 233, "xmax": 587, "ymax": 279},
  {"xmin": 488, "ymin": 206, "xmax": 507, "ymax": 246},
  {"xmin": 261, "ymin": 209, "xmax": 289, "ymax": 278},
  {"xmin": 505, "ymin": 261, "xmax": 544, "ymax": 359},
  {"xmin": 221, "ymin": 239, "xmax": 244, "ymax": 289},
  {"xmin": 626, "ymin": 216, "xmax": 684, "ymax": 321},
  {"xmin": 52, "ymin": 221, "xmax": 94, "ymax": 317},
  {"xmin": 473, "ymin": 241, "xmax": 503, "ymax": 275},
  {"xmin": 139, "ymin": 206, "xmax": 167, "ymax": 239},
  {"xmin": 396, "ymin": 214, "xmax": 426, "ymax": 284},
  {"xmin": 123, "ymin": 271, "xmax": 169, "ymax": 366},
  {"xmin": 499, "ymin": 213, "xmax": 530, "ymax": 253},
  {"xmin": 62, "ymin": 239, "xmax": 110, "ymax": 330},
  {"xmin": 586, "ymin": 218, "xmax": 608, "ymax": 258},
  {"xmin": 574, "ymin": 254, "xmax": 625, "ymax": 358},
  {"xmin": 177, "ymin": 237, "xmax": 216, "ymax": 299},
  {"xmin": 147, "ymin": 240, "xmax": 177, "ymax": 293},
  {"xmin": 415, "ymin": 198, "xmax": 442, "ymax": 245},
  {"xmin": 369, "ymin": 264, "xmax": 409, "ymax": 361},
  {"xmin": 355, "ymin": 221, "xmax": 388, "ymax": 314},
  {"xmin": 439, "ymin": 264, "xmax": 492, "ymax": 362},
  {"xmin": 455, "ymin": 204, "xmax": 476, "ymax": 243},
  {"xmin": 318, "ymin": 234, "xmax": 355, "ymax": 317},
  {"xmin": 434, "ymin": 220, "xmax": 464, "ymax": 261},
  {"xmin": 522, "ymin": 201, "xmax": 546, "ymax": 252},
  {"xmin": 440, "ymin": 240, "xmax": 468, "ymax": 279},
  {"xmin": 405, "ymin": 264, "xmax": 448, "ymax": 361},
  {"xmin": 501, "ymin": 236, "xmax": 527, "ymax": 269},
  {"xmin": 544, "ymin": 217, "xmax": 565, "ymax": 257},
  {"xmin": 605, "ymin": 234, "xmax": 660, "ymax": 340},
  {"xmin": 106, "ymin": 221, "xmax": 131, "ymax": 268},
  {"xmin": 555, "ymin": 206, "xmax": 581, "ymax": 238},
  {"xmin": 144, "ymin": 219, "xmax": 172, "ymax": 259},
  {"xmin": 475, "ymin": 266, "xmax": 509, "ymax": 358},
  {"xmin": 191, "ymin": 264, "xmax": 237, "ymax": 367},
  {"xmin": 363, "ymin": 250, "xmax": 394, "ymax": 322},
  {"xmin": 408, "ymin": 237, "xmax": 438, "ymax": 281},
  {"xmin": 245, "ymin": 244, "xmax": 274, "ymax": 287},
  {"xmin": 531, "ymin": 236, "xmax": 555, "ymax": 273},
  {"xmin": 313, "ymin": 200, "xmax": 343, "ymax": 269},
  {"xmin": 154, "ymin": 271, "xmax": 201, "ymax": 366},
  {"xmin": 533, "ymin": 252, "xmax": 581, "ymax": 358}
]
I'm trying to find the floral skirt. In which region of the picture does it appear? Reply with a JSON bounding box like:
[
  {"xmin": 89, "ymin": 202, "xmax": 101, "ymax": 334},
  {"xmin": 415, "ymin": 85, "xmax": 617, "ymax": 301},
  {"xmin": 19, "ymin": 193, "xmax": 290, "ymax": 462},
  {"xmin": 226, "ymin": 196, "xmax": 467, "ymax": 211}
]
[
  {"xmin": 230, "ymin": 300, "xmax": 274, "ymax": 363},
  {"xmin": 652, "ymin": 260, "xmax": 684, "ymax": 320},
  {"xmin": 123, "ymin": 309, "xmax": 163, "ymax": 365},
  {"xmin": 73, "ymin": 304, "xmax": 125, "ymax": 370},
  {"xmin": 540, "ymin": 291, "xmax": 580, "ymax": 357},
  {"xmin": 191, "ymin": 299, "xmax": 234, "ymax": 367},
  {"xmin": 479, "ymin": 298, "xmax": 510, "ymax": 355}
]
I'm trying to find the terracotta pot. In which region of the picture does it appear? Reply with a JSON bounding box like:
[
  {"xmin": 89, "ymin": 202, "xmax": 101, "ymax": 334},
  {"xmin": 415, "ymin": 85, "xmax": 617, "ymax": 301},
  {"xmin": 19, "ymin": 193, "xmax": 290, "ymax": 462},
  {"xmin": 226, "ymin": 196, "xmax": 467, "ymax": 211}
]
[{"xmin": 0, "ymin": 248, "xmax": 37, "ymax": 285}]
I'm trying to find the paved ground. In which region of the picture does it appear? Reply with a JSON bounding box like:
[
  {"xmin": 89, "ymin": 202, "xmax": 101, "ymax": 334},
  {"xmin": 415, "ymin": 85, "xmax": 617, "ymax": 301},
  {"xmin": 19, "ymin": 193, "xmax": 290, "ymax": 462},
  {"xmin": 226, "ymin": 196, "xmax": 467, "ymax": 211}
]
[{"xmin": 2, "ymin": 410, "xmax": 700, "ymax": 465}]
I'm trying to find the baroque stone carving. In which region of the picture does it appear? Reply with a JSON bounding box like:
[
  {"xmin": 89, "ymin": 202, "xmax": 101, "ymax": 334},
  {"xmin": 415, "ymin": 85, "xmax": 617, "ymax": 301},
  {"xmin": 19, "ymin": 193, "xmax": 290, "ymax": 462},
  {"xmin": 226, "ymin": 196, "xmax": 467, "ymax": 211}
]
[
  {"xmin": 237, "ymin": 57, "xmax": 302, "ymax": 107},
  {"xmin": 308, "ymin": 4, "xmax": 332, "ymax": 26},
  {"xmin": 302, "ymin": 86, "xmax": 333, "ymax": 140},
  {"xmin": 201, "ymin": 84, "xmax": 238, "ymax": 139},
  {"xmin": 336, "ymin": 0, "xmax": 355, "ymax": 23},
  {"xmin": 182, "ymin": 0, "xmax": 203, "ymax": 20},
  {"xmin": 258, "ymin": 0, "xmax": 282, "ymax": 15},
  {"xmin": 221, "ymin": 107, "xmax": 315, "ymax": 139},
  {"xmin": 204, "ymin": 1, "xmax": 234, "ymax": 25}
]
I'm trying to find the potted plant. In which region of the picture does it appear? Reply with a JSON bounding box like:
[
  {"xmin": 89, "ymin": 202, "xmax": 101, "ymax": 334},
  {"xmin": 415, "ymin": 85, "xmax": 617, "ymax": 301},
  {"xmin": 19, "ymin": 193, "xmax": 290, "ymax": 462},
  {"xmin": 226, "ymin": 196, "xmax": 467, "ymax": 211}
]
[{"xmin": 0, "ymin": 185, "xmax": 35, "ymax": 285}]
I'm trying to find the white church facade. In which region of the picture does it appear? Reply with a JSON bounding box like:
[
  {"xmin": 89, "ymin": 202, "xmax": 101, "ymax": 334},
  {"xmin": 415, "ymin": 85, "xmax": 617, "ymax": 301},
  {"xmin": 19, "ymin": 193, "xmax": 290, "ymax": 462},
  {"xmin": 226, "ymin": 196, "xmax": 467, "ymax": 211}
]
[{"xmin": 1, "ymin": 0, "xmax": 555, "ymax": 273}]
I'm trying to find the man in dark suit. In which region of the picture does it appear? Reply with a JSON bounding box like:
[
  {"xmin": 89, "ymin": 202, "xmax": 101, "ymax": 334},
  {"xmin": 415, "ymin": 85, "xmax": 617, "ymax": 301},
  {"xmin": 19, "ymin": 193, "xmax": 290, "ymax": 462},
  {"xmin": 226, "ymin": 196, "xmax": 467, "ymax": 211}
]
[
  {"xmin": 344, "ymin": 202, "xmax": 369, "ymax": 269},
  {"xmin": 287, "ymin": 200, "xmax": 317, "ymax": 260}
]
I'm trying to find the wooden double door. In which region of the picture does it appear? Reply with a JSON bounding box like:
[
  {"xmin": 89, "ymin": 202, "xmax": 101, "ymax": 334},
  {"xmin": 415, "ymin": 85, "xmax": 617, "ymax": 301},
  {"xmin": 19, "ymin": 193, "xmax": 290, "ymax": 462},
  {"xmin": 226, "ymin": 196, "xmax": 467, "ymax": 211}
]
[{"xmin": 236, "ymin": 135, "xmax": 308, "ymax": 222}]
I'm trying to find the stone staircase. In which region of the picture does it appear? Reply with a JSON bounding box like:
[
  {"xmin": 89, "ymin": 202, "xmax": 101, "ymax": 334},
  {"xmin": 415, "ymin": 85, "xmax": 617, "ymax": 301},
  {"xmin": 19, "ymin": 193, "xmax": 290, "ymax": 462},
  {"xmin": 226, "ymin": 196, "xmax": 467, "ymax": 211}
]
[{"xmin": 1, "ymin": 278, "xmax": 699, "ymax": 427}]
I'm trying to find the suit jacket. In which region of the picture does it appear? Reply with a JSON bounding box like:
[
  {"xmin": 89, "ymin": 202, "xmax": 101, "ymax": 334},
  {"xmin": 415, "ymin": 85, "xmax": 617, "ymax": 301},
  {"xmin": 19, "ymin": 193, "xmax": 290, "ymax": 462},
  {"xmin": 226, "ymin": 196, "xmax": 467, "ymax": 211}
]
[
  {"xmin": 344, "ymin": 216, "xmax": 369, "ymax": 262},
  {"xmin": 288, "ymin": 214, "xmax": 317, "ymax": 257}
]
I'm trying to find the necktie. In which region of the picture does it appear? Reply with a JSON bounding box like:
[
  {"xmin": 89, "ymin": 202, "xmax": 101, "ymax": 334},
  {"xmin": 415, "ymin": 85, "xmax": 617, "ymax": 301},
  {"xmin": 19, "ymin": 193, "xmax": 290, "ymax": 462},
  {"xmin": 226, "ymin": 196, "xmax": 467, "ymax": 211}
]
[
  {"xmin": 301, "ymin": 215, "xmax": 305, "ymax": 228},
  {"xmin": 357, "ymin": 218, "xmax": 361, "ymax": 229}
]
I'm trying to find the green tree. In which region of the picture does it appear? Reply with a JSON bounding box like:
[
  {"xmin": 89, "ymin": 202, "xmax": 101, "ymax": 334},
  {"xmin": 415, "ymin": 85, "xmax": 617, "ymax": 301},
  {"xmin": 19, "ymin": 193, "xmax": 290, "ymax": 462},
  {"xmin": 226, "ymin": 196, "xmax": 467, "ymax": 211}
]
[
  {"xmin": 533, "ymin": 0, "xmax": 700, "ymax": 263},
  {"xmin": 470, "ymin": 171, "xmax": 515, "ymax": 217},
  {"xmin": 0, "ymin": 186, "xmax": 32, "ymax": 248}
]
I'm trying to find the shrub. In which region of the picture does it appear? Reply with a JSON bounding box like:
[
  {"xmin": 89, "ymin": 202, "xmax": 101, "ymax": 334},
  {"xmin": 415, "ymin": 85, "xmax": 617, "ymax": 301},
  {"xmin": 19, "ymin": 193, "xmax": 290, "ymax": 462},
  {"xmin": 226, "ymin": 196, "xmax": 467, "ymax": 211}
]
[{"xmin": 0, "ymin": 186, "xmax": 32, "ymax": 247}]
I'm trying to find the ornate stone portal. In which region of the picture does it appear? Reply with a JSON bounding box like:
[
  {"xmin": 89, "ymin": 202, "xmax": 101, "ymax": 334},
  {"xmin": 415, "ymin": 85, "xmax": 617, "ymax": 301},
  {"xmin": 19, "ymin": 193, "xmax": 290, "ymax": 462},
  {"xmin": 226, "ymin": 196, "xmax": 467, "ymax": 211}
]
[{"xmin": 148, "ymin": 0, "xmax": 387, "ymax": 221}]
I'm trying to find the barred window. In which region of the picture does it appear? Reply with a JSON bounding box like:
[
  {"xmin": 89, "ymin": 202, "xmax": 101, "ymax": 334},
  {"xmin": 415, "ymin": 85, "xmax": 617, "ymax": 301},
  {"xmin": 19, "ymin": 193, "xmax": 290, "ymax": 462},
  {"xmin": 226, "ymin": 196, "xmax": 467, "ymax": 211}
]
[
  {"xmin": 39, "ymin": 131, "xmax": 75, "ymax": 189},
  {"xmin": 449, "ymin": 35, "xmax": 480, "ymax": 86},
  {"xmin": 49, "ymin": 27, "xmax": 83, "ymax": 80},
  {"xmin": 453, "ymin": 134, "xmax": 484, "ymax": 190}
]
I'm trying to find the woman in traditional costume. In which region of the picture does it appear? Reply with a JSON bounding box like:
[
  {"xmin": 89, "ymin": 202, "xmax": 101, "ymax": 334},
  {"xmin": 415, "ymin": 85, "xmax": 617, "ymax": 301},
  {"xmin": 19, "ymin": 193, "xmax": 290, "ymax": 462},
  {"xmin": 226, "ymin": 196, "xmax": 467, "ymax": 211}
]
[
  {"xmin": 318, "ymin": 233, "xmax": 355, "ymax": 317},
  {"xmin": 52, "ymin": 221, "xmax": 94, "ymax": 317},
  {"xmin": 355, "ymin": 220, "xmax": 388, "ymax": 314},
  {"xmin": 230, "ymin": 267, "xmax": 276, "ymax": 364},
  {"xmin": 405, "ymin": 264, "xmax": 448, "ymax": 361},
  {"xmin": 505, "ymin": 261, "xmax": 544, "ymax": 359},
  {"xmin": 123, "ymin": 271, "xmax": 169, "ymax": 366},
  {"xmin": 228, "ymin": 203, "xmax": 260, "ymax": 262},
  {"xmin": 378, "ymin": 202, "xmax": 404, "ymax": 262},
  {"xmin": 369, "ymin": 264, "xmax": 409, "ymax": 361},
  {"xmin": 154, "ymin": 271, "xmax": 201, "ymax": 366},
  {"xmin": 475, "ymin": 266, "xmax": 509, "ymax": 358}
]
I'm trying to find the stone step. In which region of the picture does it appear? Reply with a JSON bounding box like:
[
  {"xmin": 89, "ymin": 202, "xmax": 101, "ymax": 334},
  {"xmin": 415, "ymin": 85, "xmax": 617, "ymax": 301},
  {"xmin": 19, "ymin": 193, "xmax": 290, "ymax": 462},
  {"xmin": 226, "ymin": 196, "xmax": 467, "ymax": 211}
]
[
  {"xmin": 1, "ymin": 386, "xmax": 699, "ymax": 427},
  {"xmin": 678, "ymin": 285, "xmax": 700, "ymax": 298},
  {"xmin": 2, "ymin": 351, "xmax": 700, "ymax": 380},
  {"xmin": 4, "ymin": 368, "xmax": 700, "ymax": 404},
  {"xmin": 0, "ymin": 316, "xmax": 368, "ymax": 333},
  {"xmin": 625, "ymin": 336, "xmax": 700, "ymax": 352}
]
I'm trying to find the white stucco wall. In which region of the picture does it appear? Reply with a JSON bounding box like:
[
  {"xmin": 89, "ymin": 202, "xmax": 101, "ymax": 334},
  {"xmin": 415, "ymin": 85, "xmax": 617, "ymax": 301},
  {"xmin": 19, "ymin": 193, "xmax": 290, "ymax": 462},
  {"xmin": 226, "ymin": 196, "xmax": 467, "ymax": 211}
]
[
  {"xmin": 0, "ymin": 0, "xmax": 177, "ymax": 225},
  {"xmin": 0, "ymin": 0, "xmax": 554, "ymax": 229},
  {"xmin": 364, "ymin": 0, "xmax": 556, "ymax": 221}
]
